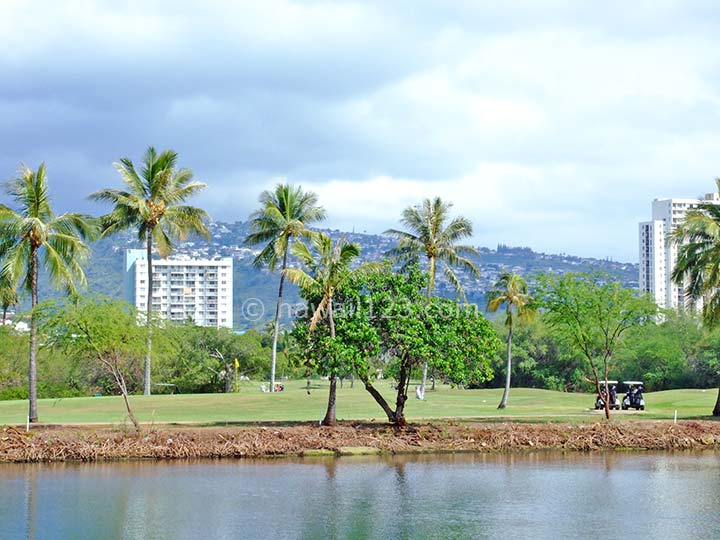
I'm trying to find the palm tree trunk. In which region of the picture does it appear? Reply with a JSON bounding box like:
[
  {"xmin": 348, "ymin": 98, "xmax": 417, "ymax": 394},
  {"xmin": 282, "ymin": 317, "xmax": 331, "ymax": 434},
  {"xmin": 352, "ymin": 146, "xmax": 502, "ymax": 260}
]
[
  {"xmin": 144, "ymin": 234, "xmax": 153, "ymax": 396},
  {"xmin": 270, "ymin": 250, "xmax": 288, "ymax": 393},
  {"xmin": 497, "ymin": 326, "xmax": 513, "ymax": 409},
  {"xmin": 712, "ymin": 388, "xmax": 720, "ymax": 416},
  {"xmin": 419, "ymin": 256, "xmax": 436, "ymax": 396},
  {"xmin": 322, "ymin": 298, "xmax": 337, "ymax": 426},
  {"xmin": 28, "ymin": 248, "xmax": 39, "ymax": 423},
  {"xmin": 427, "ymin": 256, "xmax": 436, "ymax": 297}
]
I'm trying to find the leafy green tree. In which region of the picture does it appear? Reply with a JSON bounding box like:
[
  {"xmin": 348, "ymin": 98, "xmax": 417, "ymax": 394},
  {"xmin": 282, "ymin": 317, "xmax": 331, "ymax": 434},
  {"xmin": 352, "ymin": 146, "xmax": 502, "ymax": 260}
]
[
  {"xmin": 385, "ymin": 197, "xmax": 480, "ymax": 394},
  {"xmin": 671, "ymin": 179, "xmax": 720, "ymax": 414},
  {"xmin": 486, "ymin": 271, "xmax": 535, "ymax": 409},
  {"xmin": 474, "ymin": 316, "xmax": 586, "ymax": 392},
  {"xmin": 40, "ymin": 297, "xmax": 146, "ymax": 432},
  {"xmin": 90, "ymin": 147, "xmax": 210, "ymax": 395},
  {"xmin": 166, "ymin": 325, "xmax": 271, "ymax": 393},
  {"xmin": 0, "ymin": 325, "xmax": 31, "ymax": 400},
  {"xmin": 0, "ymin": 163, "xmax": 95, "ymax": 422},
  {"xmin": 537, "ymin": 272, "xmax": 657, "ymax": 419},
  {"xmin": 285, "ymin": 233, "xmax": 364, "ymax": 425},
  {"xmin": 614, "ymin": 312, "xmax": 700, "ymax": 390},
  {"xmin": 244, "ymin": 184, "xmax": 326, "ymax": 393},
  {"xmin": 693, "ymin": 327, "xmax": 720, "ymax": 393},
  {"xmin": 297, "ymin": 265, "xmax": 500, "ymax": 425}
]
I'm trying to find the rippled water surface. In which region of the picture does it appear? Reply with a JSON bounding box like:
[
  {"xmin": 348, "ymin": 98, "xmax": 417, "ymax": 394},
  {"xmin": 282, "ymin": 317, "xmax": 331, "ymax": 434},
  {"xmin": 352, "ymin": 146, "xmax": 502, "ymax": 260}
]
[{"xmin": 1, "ymin": 452, "xmax": 719, "ymax": 540}]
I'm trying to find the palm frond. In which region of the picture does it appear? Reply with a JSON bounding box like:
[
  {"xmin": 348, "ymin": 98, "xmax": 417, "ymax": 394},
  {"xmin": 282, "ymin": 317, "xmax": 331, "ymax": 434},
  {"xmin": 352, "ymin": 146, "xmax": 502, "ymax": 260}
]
[
  {"xmin": 283, "ymin": 267, "xmax": 317, "ymax": 290},
  {"xmin": 442, "ymin": 266, "xmax": 467, "ymax": 302}
]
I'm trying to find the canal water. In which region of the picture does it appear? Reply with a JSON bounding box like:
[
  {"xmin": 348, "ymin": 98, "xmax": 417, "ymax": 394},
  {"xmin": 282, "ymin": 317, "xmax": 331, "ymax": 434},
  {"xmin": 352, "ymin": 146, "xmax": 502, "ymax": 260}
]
[{"xmin": 1, "ymin": 452, "xmax": 719, "ymax": 539}]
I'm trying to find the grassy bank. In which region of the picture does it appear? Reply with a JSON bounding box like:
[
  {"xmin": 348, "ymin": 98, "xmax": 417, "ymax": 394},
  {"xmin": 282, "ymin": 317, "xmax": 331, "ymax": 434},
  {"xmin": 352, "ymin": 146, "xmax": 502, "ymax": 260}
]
[{"xmin": 0, "ymin": 382, "xmax": 717, "ymax": 426}]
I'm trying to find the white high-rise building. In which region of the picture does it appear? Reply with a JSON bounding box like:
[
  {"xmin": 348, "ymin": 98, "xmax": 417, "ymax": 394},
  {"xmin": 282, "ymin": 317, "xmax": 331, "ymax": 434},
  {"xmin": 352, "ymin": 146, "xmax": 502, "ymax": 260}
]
[
  {"xmin": 124, "ymin": 249, "xmax": 233, "ymax": 328},
  {"xmin": 639, "ymin": 193, "xmax": 720, "ymax": 310}
]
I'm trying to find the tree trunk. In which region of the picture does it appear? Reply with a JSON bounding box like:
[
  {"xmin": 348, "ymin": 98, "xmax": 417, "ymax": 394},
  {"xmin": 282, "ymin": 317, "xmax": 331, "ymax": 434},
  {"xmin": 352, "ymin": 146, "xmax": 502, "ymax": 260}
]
[
  {"xmin": 322, "ymin": 298, "xmax": 338, "ymax": 426},
  {"xmin": 270, "ymin": 250, "xmax": 288, "ymax": 393},
  {"xmin": 322, "ymin": 375, "xmax": 337, "ymax": 426},
  {"xmin": 144, "ymin": 234, "xmax": 153, "ymax": 396},
  {"xmin": 2, "ymin": 305, "xmax": 7, "ymax": 324},
  {"xmin": 359, "ymin": 373, "xmax": 397, "ymax": 423},
  {"xmin": 121, "ymin": 389, "xmax": 140, "ymax": 434},
  {"xmin": 418, "ymin": 360, "xmax": 428, "ymax": 400},
  {"xmin": 28, "ymin": 248, "xmax": 39, "ymax": 423},
  {"xmin": 603, "ymin": 362, "xmax": 611, "ymax": 420},
  {"xmin": 713, "ymin": 387, "xmax": 720, "ymax": 416},
  {"xmin": 393, "ymin": 358, "xmax": 411, "ymax": 426},
  {"xmin": 112, "ymin": 365, "xmax": 140, "ymax": 434},
  {"xmin": 497, "ymin": 326, "xmax": 513, "ymax": 409},
  {"xmin": 427, "ymin": 255, "xmax": 436, "ymax": 297},
  {"xmin": 419, "ymin": 256, "xmax": 436, "ymax": 396}
]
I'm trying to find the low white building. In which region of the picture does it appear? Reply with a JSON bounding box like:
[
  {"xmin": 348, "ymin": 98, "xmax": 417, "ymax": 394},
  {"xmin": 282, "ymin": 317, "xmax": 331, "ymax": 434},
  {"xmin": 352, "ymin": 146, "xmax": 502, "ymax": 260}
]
[
  {"xmin": 639, "ymin": 192, "xmax": 720, "ymax": 310},
  {"xmin": 124, "ymin": 249, "xmax": 233, "ymax": 328}
]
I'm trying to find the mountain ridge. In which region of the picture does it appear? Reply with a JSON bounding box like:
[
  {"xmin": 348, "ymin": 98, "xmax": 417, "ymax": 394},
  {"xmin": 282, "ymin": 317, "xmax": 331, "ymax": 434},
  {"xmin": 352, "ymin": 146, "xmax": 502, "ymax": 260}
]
[{"xmin": 75, "ymin": 220, "xmax": 638, "ymax": 330}]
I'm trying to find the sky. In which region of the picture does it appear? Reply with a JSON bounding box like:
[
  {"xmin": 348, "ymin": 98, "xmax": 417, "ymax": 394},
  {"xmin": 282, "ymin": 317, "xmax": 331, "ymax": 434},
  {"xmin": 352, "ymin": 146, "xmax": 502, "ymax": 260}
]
[{"xmin": 1, "ymin": 0, "xmax": 720, "ymax": 262}]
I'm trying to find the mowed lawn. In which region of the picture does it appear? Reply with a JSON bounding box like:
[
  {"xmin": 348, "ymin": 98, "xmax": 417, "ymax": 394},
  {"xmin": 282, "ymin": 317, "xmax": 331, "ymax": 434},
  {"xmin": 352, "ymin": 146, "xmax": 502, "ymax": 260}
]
[{"xmin": 0, "ymin": 381, "xmax": 717, "ymax": 425}]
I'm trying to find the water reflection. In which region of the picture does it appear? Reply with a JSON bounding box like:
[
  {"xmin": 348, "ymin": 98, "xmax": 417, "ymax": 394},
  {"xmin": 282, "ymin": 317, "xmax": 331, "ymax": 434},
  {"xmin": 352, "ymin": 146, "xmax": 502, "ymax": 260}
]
[
  {"xmin": 1, "ymin": 452, "xmax": 719, "ymax": 540},
  {"xmin": 24, "ymin": 466, "xmax": 36, "ymax": 540}
]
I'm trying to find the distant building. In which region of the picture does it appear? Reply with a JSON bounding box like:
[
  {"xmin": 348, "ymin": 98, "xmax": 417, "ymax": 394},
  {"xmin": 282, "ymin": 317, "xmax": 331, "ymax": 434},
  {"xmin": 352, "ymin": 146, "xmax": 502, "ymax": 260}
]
[
  {"xmin": 639, "ymin": 192, "xmax": 720, "ymax": 310},
  {"xmin": 124, "ymin": 249, "xmax": 233, "ymax": 328}
]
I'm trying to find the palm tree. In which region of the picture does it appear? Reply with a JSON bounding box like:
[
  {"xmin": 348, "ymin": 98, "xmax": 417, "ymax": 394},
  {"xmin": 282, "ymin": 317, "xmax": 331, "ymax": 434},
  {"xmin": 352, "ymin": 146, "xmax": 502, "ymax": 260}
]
[
  {"xmin": 90, "ymin": 147, "xmax": 210, "ymax": 395},
  {"xmin": 244, "ymin": 184, "xmax": 326, "ymax": 393},
  {"xmin": 284, "ymin": 233, "xmax": 361, "ymax": 426},
  {"xmin": 385, "ymin": 197, "xmax": 480, "ymax": 394},
  {"xmin": 486, "ymin": 271, "xmax": 535, "ymax": 409},
  {"xmin": 671, "ymin": 179, "xmax": 720, "ymax": 415},
  {"xmin": 0, "ymin": 163, "xmax": 94, "ymax": 422}
]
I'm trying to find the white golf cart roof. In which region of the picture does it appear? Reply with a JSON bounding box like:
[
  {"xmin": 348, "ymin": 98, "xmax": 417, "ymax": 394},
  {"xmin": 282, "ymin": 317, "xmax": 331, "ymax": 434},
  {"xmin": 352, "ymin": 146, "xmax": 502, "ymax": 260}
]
[
  {"xmin": 599, "ymin": 380, "xmax": 619, "ymax": 385},
  {"xmin": 623, "ymin": 381, "xmax": 644, "ymax": 385}
]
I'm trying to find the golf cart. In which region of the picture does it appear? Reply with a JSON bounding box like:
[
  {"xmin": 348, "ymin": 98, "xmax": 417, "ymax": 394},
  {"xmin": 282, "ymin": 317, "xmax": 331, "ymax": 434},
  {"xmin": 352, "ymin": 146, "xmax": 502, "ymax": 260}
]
[
  {"xmin": 621, "ymin": 381, "xmax": 645, "ymax": 411},
  {"xmin": 594, "ymin": 380, "xmax": 620, "ymax": 410}
]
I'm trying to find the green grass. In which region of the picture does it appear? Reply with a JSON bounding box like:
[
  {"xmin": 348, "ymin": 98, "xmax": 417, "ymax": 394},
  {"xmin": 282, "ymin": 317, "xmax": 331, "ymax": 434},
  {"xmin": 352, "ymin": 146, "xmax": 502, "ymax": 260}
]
[{"xmin": 0, "ymin": 381, "xmax": 717, "ymax": 426}]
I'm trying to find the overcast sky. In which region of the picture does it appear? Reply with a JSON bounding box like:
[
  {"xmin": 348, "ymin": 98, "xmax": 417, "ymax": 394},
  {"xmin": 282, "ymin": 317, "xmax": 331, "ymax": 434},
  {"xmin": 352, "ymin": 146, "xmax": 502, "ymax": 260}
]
[{"xmin": 2, "ymin": 0, "xmax": 719, "ymax": 262}]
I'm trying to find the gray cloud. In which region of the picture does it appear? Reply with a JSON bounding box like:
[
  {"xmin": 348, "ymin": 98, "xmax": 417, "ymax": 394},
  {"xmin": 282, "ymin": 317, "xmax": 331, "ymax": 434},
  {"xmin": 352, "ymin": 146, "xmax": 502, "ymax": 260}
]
[{"xmin": 2, "ymin": 0, "xmax": 720, "ymax": 261}]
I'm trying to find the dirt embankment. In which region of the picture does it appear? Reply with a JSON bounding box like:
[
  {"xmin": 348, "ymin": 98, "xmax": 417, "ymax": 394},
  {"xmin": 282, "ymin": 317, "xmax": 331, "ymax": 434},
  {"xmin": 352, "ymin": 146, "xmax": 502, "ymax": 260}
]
[{"xmin": 2, "ymin": 420, "xmax": 719, "ymax": 463}]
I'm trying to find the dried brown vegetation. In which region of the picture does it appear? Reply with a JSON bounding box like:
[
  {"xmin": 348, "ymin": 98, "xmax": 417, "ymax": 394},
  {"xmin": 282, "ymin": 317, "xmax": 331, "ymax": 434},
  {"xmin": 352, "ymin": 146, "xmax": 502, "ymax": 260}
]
[{"xmin": 1, "ymin": 420, "xmax": 719, "ymax": 463}]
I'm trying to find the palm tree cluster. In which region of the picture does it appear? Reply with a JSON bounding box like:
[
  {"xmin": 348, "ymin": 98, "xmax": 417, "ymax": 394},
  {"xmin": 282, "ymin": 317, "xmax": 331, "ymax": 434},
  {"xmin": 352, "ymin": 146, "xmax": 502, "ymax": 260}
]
[
  {"xmin": 0, "ymin": 148, "xmax": 209, "ymax": 421},
  {"xmin": 244, "ymin": 193, "xmax": 483, "ymax": 423},
  {"xmin": 0, "ymin": 149, "xmax": 532, "ymax": 426},
  {"xmin": 6, "ymin": 153, "xmax": 720, "ymax": 425}
]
